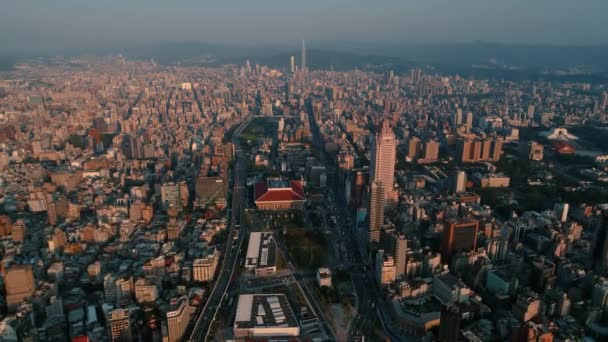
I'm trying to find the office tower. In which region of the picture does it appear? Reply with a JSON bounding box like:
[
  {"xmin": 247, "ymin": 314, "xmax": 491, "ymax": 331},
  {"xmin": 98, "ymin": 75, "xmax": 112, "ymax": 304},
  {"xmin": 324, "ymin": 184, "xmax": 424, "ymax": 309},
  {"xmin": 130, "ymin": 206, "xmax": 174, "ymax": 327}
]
[
  {"xmin": 406, "ymin": 137, "xmax": 420, "ymax": 160},
  {"xmin": 554, "ymin": 203, "xmax": 569, "ymax": 223},
  {"xmin": 381, "ymin": 230, "xmax": 407, "ymax": 278},
  {"xmin": 529, "ymin": 141, "xmax": 544, "ymax": 161},
  {"xmin": 368, "ymin": 181, "xmax": 385, "ymax": 243},
  {"xmin": 601, "ymin": 91, "xmax": 608, "ymax": 112},
  {"xmin": 164, "ymin": 296, "xmax": 193, "ymax": 342},
  {"xmin": 290, "ymin": 56, "xmax": 295, "ymax": 74},
  {"xmin": 455, "ymin": 108, "xmax": 463, "ymax": 126},
  {"xmin": 492, "ymin": 137, "xmax": 504, "ymax": 161},
  {"xmin": 594, "ymin": 213, "xmax": 608, "ymax": 273},
  {"xmin": 107, "ymin": 308, "xmax": 132, "ymax": 342},
  {"xmin": 453, "ymin": 171, "xmax": 467, "ymax": 194},
  {"xmin": 441, "ymin": 218, "xmax": 479, "ymax": 260},
  {"xmin": 5, "ymin": 264, "xmax": 35, "ymax": 312},
  {"xmin": 369, "ymin": 120, "xmax": 396, "ymax": 199},
  {"xmin": 161, "ymin": 182, "xmax": 181, "ymax": 209},
  {"xmin": 530, "ymin": 257, "xmax": 556, "ymax": 293},
  {"xmin": 527, "ymin": 105, "xmax": 535, "ymax": 120},
  {"xmin": 512, "ymin": 291, "xmax": 541, "ymax": 322},
  {"xmin": 11, "ymin": 219, "xmax": 26, "ymax": 243},
  {"xmin": 465, "ymin": 111, "xmax": 474, "ymax": 130},
  {"xmin": 375, "ymin": 250, "xmax": 396, "ymax": 287},
  {"xmin": 301, "ymin": 40, "xmax": 306, "ymax": 73},
  {"xmin": 457, "ymin": 137, "xmax": 503, "ymax": 163},
  {"xmin": 422, "ymin": 140, "xmax": 439, "ymax": 163},
  {"xmin": 439, "ymin": 304, "xmax": 463, "ymax": 342}
]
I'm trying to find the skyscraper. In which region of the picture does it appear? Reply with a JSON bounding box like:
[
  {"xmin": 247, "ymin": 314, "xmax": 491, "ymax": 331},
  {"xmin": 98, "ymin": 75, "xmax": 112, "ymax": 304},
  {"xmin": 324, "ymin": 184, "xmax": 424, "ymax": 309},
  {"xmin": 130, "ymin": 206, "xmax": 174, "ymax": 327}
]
[
  {"xmin": 369, "ymin": 120, "xmax": 396, "ymax": 199},
  {"xmin": 301, "ymin": 40, "xmax": 306, "ymax": 73},
  {"xmin": 439, "ymin": 304, "xmax": 463, "ymax": 342},
  {"xmin": 368, "ymin": 180, "xmax": 385, "ymax": 243},
  {"xmin": 453, "ymin": 170, "xmax": 467, "ymax": 193},
  {"xmin": 163, "ymin": 296, "xmax": 193, "ymax": 342},
  {"xmin": 107, "ymin": 308, "xmax": 132, "ymax": 342},
  {"xmin": 290, "ymin": 55, "xmax": 295, "ymax": 74}
]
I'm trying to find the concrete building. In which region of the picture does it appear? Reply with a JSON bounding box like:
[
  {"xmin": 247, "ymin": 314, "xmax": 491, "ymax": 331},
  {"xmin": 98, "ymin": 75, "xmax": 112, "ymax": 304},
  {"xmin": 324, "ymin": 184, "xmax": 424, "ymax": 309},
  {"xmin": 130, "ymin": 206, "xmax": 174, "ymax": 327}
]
[
  {"xmin": 192, "ymin": 247, "xmax": 219, "ymax": 282},
  {"xmin": 5, "ymin": 265, "xmax": 35, "ymax": 312},
  {"xmin": 107, "ymin": 308, "xmax": 131, "ymax": 342},
  {"xmin": 433, "ymin": 273, "xmax": 471, "ymax": 304},
  {"xmin": 162, "ymin": 296, "xmax": 193, "ymax": 342},
  {"xmin": 233, "ymin": 294, "xmax": 300, "ymax": 338},
  {"xmin": 245, "ymin": 232, "xmax": 277, "ymax": 277},
  {"xmin": 513, "ymin": 290, "xmax": 541, "ymax": 322},
  {"xmin": 441, "ymin": 218, "xmax": 479, "ymax": 261},
  {"xmin": 376, "ymin": 250, "xmax": 396, "ymax": 287}
]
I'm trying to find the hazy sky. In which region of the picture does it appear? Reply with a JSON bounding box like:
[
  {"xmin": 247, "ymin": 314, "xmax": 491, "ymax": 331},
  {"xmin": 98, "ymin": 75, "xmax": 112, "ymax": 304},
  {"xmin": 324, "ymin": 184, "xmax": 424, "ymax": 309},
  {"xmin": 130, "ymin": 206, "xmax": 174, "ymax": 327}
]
[{"xmin": 1, "ymin": 0, "xmax": 607, "ymax": 52}]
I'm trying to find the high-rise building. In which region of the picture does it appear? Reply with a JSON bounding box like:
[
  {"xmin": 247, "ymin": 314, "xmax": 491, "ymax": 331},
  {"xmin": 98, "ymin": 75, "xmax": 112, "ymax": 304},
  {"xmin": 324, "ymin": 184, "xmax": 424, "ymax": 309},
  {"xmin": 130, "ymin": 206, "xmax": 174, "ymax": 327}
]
[
  {"xmin": 11, "ymin": 220, "xmax": 26, "ymax": 243},
  {"xmin": 375, "ymin": 250, "xmax": 396, "ymax": 287},
  {"xmin": 5, "ymin": 264, "xmax": 35, "ymax": 312},
  {"xmin": 192, "ymin": 247, "xmax": 219, "ymax": 282},
  {"xmin": 380, "ymin": 229, "xmax": 407, "ymax": 278},
  {"xmin": 406, "ymin": 137, "xmax": 420, "ymax": 161},
  {"xmin": 453, "ymin": 171, "xmax": 467, "ymax": 194},
  {"xmin": 455, "ymin": 108, "xmax": 463, "ymax": 126},
  {"xmin": 457, "ymin": 137, "xmax": 503, "ymax": 163},
  {"xmin": 601, "ymin": 91, "xmax": 608, "ymax": 112},
  {"xmin": 290, "ymin": 55, "xmax": 295, "ymax": 74},
  {"xmin": 301, "ymin": 40, "xmax": 306, "ymax": 73},
  {"xmin": 512, "ymin": 290, "xmax": 541, "ymax": 322},
  {"xmin": 527, "ymin": 105, "xmax": 535, "ymax": 120},
  {"xmin": 163, "ymin": 296, "xmax": 193, "ymax": 342},
  {"xmin": 421, "ymin": 140, "xmax": 439, "ymax": 163},
  {"xmin": 368, "ymin": 180, "xmax": 385, "ymax": 243},
  {"xmin": 107, "ymin": 308, "xmax": 132, "ymax": 342},
  {"xmin": 439, "ymin": 304, "xmax": 463, "ymax": 342},
  {"xmin": 441, "ymin": 218, "xmax": 479, "ymax": 260},
  {"xmin": 465, "ymin": 112, "xmax": 474, "ymax": 129},
  {"xmin": 554, "ymin": 203, "xmax": 569, "ymax": 223},
  {"xmin": 369, "ymin": 120, "xmax": 396, "ymax": 199}
]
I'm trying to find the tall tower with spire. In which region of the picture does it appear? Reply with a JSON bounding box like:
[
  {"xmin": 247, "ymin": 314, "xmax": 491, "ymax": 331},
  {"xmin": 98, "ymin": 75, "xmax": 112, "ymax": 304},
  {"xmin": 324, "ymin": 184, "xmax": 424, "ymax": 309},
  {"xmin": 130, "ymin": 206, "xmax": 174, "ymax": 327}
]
[
  {"xmin": 369, "ymin": 120, "xmax": 396, "ymax": 200},
  {"xmin": 301, "ymin": 40, "xmax": 307, "ymax": 73}
]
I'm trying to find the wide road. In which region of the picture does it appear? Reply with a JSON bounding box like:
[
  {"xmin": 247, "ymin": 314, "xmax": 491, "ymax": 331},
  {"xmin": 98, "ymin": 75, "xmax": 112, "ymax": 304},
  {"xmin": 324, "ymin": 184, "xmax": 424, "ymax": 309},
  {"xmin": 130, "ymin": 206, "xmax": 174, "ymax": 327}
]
[{"xmin": 188, "ymin": 114, "xmax": 253, "ymax": 341}]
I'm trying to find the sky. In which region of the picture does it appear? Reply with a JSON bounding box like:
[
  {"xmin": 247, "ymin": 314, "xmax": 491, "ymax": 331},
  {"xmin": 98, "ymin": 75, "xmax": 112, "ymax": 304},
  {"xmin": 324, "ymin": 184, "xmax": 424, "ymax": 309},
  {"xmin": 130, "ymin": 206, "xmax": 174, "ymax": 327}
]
[{"xmin": 1, "ymin": 0, "xmax": 607, "ymax": 53}]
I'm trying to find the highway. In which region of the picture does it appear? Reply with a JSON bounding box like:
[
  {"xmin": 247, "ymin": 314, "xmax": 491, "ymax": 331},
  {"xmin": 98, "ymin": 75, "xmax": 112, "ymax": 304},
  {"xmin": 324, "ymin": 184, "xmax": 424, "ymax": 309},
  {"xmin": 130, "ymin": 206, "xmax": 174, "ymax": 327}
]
[{"xmin": 188, "ymin": 114, "xmax": 253, "ymax": 341}]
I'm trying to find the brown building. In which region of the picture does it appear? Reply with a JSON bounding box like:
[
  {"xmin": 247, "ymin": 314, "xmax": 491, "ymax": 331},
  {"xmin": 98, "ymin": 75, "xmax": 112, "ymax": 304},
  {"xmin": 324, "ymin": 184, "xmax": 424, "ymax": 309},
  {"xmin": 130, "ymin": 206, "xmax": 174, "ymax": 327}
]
[
  {"xmin": 457, "ymin": 137, "xmax": 503, "ymax": 163},
  {"xmin": 441, "ymin": 218, "xmax": 479, "ymax": 260},
  {"xmin": 11, "ymin": 220, "xmax": 26, "ymax": 243},
  {"xmin": 5, "ymin": 264, "xmax": 35, "ymax": 312}
]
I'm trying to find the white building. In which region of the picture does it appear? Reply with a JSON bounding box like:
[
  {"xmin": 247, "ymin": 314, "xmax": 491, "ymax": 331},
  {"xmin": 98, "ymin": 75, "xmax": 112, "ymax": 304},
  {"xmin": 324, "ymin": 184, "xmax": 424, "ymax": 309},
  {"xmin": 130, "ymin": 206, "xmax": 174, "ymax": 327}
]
[
  {"xmin": 192, "ymin": 247, "xmax": 219, "ymax": 282},
  {"xmin": 234, "ymin": 294, "xmax": 300, "ymax": 338},
  {"xmin": 245, "ymin": 232, "xmax": 277, "ymax": 277}
]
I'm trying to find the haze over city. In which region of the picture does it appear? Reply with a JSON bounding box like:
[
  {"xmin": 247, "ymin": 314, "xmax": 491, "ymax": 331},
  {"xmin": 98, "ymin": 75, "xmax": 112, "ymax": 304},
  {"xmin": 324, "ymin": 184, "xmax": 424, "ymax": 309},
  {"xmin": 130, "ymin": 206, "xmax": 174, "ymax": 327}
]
[{"xmin": 2, "ymin": 0, "xmax": 608, "ymax": 51}]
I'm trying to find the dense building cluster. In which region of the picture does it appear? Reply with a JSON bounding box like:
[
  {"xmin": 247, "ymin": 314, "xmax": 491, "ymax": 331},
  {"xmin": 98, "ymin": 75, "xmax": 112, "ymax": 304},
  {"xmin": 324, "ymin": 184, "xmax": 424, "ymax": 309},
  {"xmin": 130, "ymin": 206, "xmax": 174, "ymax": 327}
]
[{"xmin": 0, "ymin": 53, "xmax": 607, "ymax": 341}]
